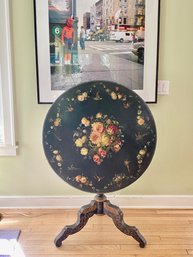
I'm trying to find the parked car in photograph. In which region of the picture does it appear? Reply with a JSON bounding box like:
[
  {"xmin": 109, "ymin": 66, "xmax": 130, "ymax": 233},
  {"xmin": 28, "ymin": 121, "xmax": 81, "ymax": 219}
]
[
  {"xmin": 110, "ymin": 31, "xmax": 134, "ymax": 43},
  {"xmin": 131, "ymin": 42, "xmax": 144, "ymax": 64}
]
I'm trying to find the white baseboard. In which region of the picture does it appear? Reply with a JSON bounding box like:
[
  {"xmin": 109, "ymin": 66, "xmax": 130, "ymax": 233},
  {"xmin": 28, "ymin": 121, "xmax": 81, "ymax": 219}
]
[{"xmin": 0, "ymin": 195, "xmax": 193, "ymax": 209}]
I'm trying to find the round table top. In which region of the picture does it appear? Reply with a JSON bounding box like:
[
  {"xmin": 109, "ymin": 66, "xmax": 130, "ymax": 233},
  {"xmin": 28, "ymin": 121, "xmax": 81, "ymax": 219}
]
[{"xmin": 43, "ymin": 81, "xmax": 156, "ymax": 193}]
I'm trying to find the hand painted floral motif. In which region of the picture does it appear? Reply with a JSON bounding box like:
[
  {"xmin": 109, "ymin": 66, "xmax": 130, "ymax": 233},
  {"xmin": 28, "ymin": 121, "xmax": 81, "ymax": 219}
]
[
  {"xmin": 52, "ymin": 149, "xmax": 63, "ymax": 167},
  {"xmin": 137, "ymin": 146, "xmax": 147, "ymax": 168},
  {"xmin": 43, "ymin": 81, "xmax": 157, "ymax": 194},
  {"xmin": 106, "ymin": 86, "xmax": 130, "ymax": 109},
  {"xmin": 77, "ymin": 92, "xmax": 88, "ymax": 102},
  {"xmin": 50, "ymin": 113, "xmax": 61, "ymax": 129},
  {"xmin": 136, "ymin": 109, "xmax": 145, "ymax": 126},
  {"xmin": 73, "ymin": 113, "xmax": 124, "ymax": 165},
  {"xmin": 103, "ymin": 173, "xmax": 127, "ymax": 190},
  {"xmin": 67, "ymin": 175, "xmax": 95, "ymax": 190}
]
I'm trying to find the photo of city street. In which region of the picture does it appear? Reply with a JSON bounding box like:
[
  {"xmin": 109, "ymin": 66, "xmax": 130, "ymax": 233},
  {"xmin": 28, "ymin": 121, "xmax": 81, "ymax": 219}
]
[{"xmin": 48, "ymin": 0, "xmax": 145, "ymax": 92}]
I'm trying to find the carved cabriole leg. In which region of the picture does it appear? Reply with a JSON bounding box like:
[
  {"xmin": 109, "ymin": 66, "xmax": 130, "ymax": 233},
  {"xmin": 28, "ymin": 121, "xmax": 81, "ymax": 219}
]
[
  {"xmin": 54, "ymin": 195, "xmax": 146, "ymax": 248},
  {"xmin": 54, "ymin": 200, "xmax": 98, "ymax": 247},
  {"xmin": 103, "ymin": 200, "xmax": 147, "ymax": 248}
]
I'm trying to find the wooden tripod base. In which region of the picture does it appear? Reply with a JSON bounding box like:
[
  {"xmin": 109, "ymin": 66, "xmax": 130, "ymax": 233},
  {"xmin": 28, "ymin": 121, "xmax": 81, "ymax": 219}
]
[{"xmin": 54, "ymin": 194, "xmax": 146, "ymax": 248}]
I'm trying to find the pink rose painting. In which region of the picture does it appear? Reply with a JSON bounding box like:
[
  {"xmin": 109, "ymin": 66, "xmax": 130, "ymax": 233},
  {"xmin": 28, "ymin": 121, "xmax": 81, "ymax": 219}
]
[{"xmin": 73, "ymin": 113, "xmax": 124, "ymax": 165}]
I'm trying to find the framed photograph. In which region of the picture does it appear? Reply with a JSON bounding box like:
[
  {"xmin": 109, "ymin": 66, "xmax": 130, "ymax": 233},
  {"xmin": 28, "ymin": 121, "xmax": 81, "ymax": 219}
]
[{"xmin": 34, "ymin": 0, "xmax": 160, "ymax": 103}]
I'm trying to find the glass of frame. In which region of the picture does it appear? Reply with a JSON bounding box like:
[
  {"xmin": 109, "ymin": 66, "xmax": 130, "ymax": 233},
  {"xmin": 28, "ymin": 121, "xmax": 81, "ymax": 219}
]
[{"xmin": 34, "ymin": 0, "xmax": 160, "ymax": 103}]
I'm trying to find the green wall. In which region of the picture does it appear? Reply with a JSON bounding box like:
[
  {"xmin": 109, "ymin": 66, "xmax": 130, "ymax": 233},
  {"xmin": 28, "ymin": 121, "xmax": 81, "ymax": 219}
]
[{"xmin": 0, "ymin": 0, "xmax": 193, "ymax": 196}]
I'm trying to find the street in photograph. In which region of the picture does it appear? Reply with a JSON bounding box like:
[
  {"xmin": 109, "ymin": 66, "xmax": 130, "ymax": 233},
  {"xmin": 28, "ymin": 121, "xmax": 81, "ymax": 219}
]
[{"xmin": 49, "ymin": 0, "xmax": 145, "ymax": 92}]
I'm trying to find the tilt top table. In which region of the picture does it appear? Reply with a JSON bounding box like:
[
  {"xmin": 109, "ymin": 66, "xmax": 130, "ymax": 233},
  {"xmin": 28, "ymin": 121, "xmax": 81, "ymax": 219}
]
[{"xmin": 43, "ymin": 80, "xmax": 157, "ymax": 248}]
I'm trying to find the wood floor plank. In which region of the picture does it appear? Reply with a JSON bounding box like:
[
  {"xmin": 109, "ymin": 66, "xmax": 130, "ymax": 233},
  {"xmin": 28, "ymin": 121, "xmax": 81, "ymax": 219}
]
[
  {"xmin": 20, "ymin": 244, "xmax": 188, "ymax": 255},
  {"xmin": 25, "ymin": 253, "xmax": 193, "ymax": 257},
  {"xmin": 26, "ymin": 255, "xmax": 136, "ymax": 257},
  {"xmin": 0, "ymin": 208, "xmax": 193, "ymax": 256}
]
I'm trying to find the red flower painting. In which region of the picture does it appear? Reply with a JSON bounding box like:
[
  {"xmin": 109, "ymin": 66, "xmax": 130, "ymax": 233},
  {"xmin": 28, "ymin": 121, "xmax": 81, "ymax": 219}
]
[{"xmin": 73, "ymin": 113, "xmax": 124, "ymax": 165}]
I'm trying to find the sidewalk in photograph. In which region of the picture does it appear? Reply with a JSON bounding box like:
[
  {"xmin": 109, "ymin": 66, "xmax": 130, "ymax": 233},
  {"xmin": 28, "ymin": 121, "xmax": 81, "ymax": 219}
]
[{"xmin": 51, "ymin": 41, "xmax": 143, "ymax": 92}]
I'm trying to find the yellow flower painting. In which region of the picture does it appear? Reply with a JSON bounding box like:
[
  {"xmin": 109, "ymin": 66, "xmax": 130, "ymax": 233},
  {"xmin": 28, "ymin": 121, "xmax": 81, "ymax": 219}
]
[{"xmin": 73, "ymin": 113, "xmax": 124, "ymax": 165}]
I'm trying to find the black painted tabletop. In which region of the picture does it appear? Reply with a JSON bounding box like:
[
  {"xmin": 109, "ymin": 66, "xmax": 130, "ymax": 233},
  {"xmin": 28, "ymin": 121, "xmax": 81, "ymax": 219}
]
[{"xmin": 43, "ymin": 81, "xmax": 156, "ymax": 193}]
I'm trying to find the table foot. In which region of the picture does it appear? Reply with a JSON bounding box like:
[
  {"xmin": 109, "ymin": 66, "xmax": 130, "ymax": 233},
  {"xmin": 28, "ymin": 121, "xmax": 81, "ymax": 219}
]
[
  {"xmin": 104, "ymin": 200, "xmax": 147, "ymax": 248},
  {"xmin": 54, "ymin": 200, "xmax": 97, "ymax": 247}
]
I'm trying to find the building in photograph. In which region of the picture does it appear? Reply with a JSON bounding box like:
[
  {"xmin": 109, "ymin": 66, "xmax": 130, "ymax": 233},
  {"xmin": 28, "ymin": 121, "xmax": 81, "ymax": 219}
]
[
  {"xmin": 88, "ymin": 0, "xmax": 145, "ymax": 35},
  {"xmin": 95, "ymin": 0, "xmax": 103, "ymax": 30},
  {"xmin": 102, "ymin": 0, "xmax": 120, "ymax": 29},
  {"xmin": 83, "ymin": 12, "xmax": 90, "ymax": 30},
  {"xmin": 102, "ymin": 0, "xmax": 142, "ymax": 32},
  {"xmin": 135, "ymin": 0, "xmax": 145, "ymax": 27},
  {"xmin": 90, "ymin": 4, "xmax": 96, "ymax": 31},
  {"xmin": 121, "ymin": 0, "xmax": 136, "ymax": 27}
]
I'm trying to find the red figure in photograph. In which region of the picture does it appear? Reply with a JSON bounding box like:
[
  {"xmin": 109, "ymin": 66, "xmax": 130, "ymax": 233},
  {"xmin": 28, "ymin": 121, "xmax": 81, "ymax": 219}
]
[{"xmin": 61, "ymin": 17, "xmax": 75, "ymax": 64}]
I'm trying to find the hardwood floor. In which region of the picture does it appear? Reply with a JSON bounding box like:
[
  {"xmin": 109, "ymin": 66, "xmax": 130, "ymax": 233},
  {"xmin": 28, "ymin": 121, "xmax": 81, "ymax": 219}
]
[{"xmin": 1, "ymin": 208, "xmax": 193, "ymax": 256}]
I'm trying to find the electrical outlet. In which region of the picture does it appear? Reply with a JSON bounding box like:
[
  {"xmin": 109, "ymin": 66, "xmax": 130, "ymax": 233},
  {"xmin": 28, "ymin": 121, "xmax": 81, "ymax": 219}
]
[{"xmin": 158, "ymin": 80, "xmax": 170, "ymax": 95}]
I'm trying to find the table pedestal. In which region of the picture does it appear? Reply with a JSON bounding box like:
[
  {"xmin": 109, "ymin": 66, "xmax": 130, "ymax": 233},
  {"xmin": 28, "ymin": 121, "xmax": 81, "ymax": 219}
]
[{"xmin": 54, "ymin": 194, "xmax": 146, "ymax": 248}]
